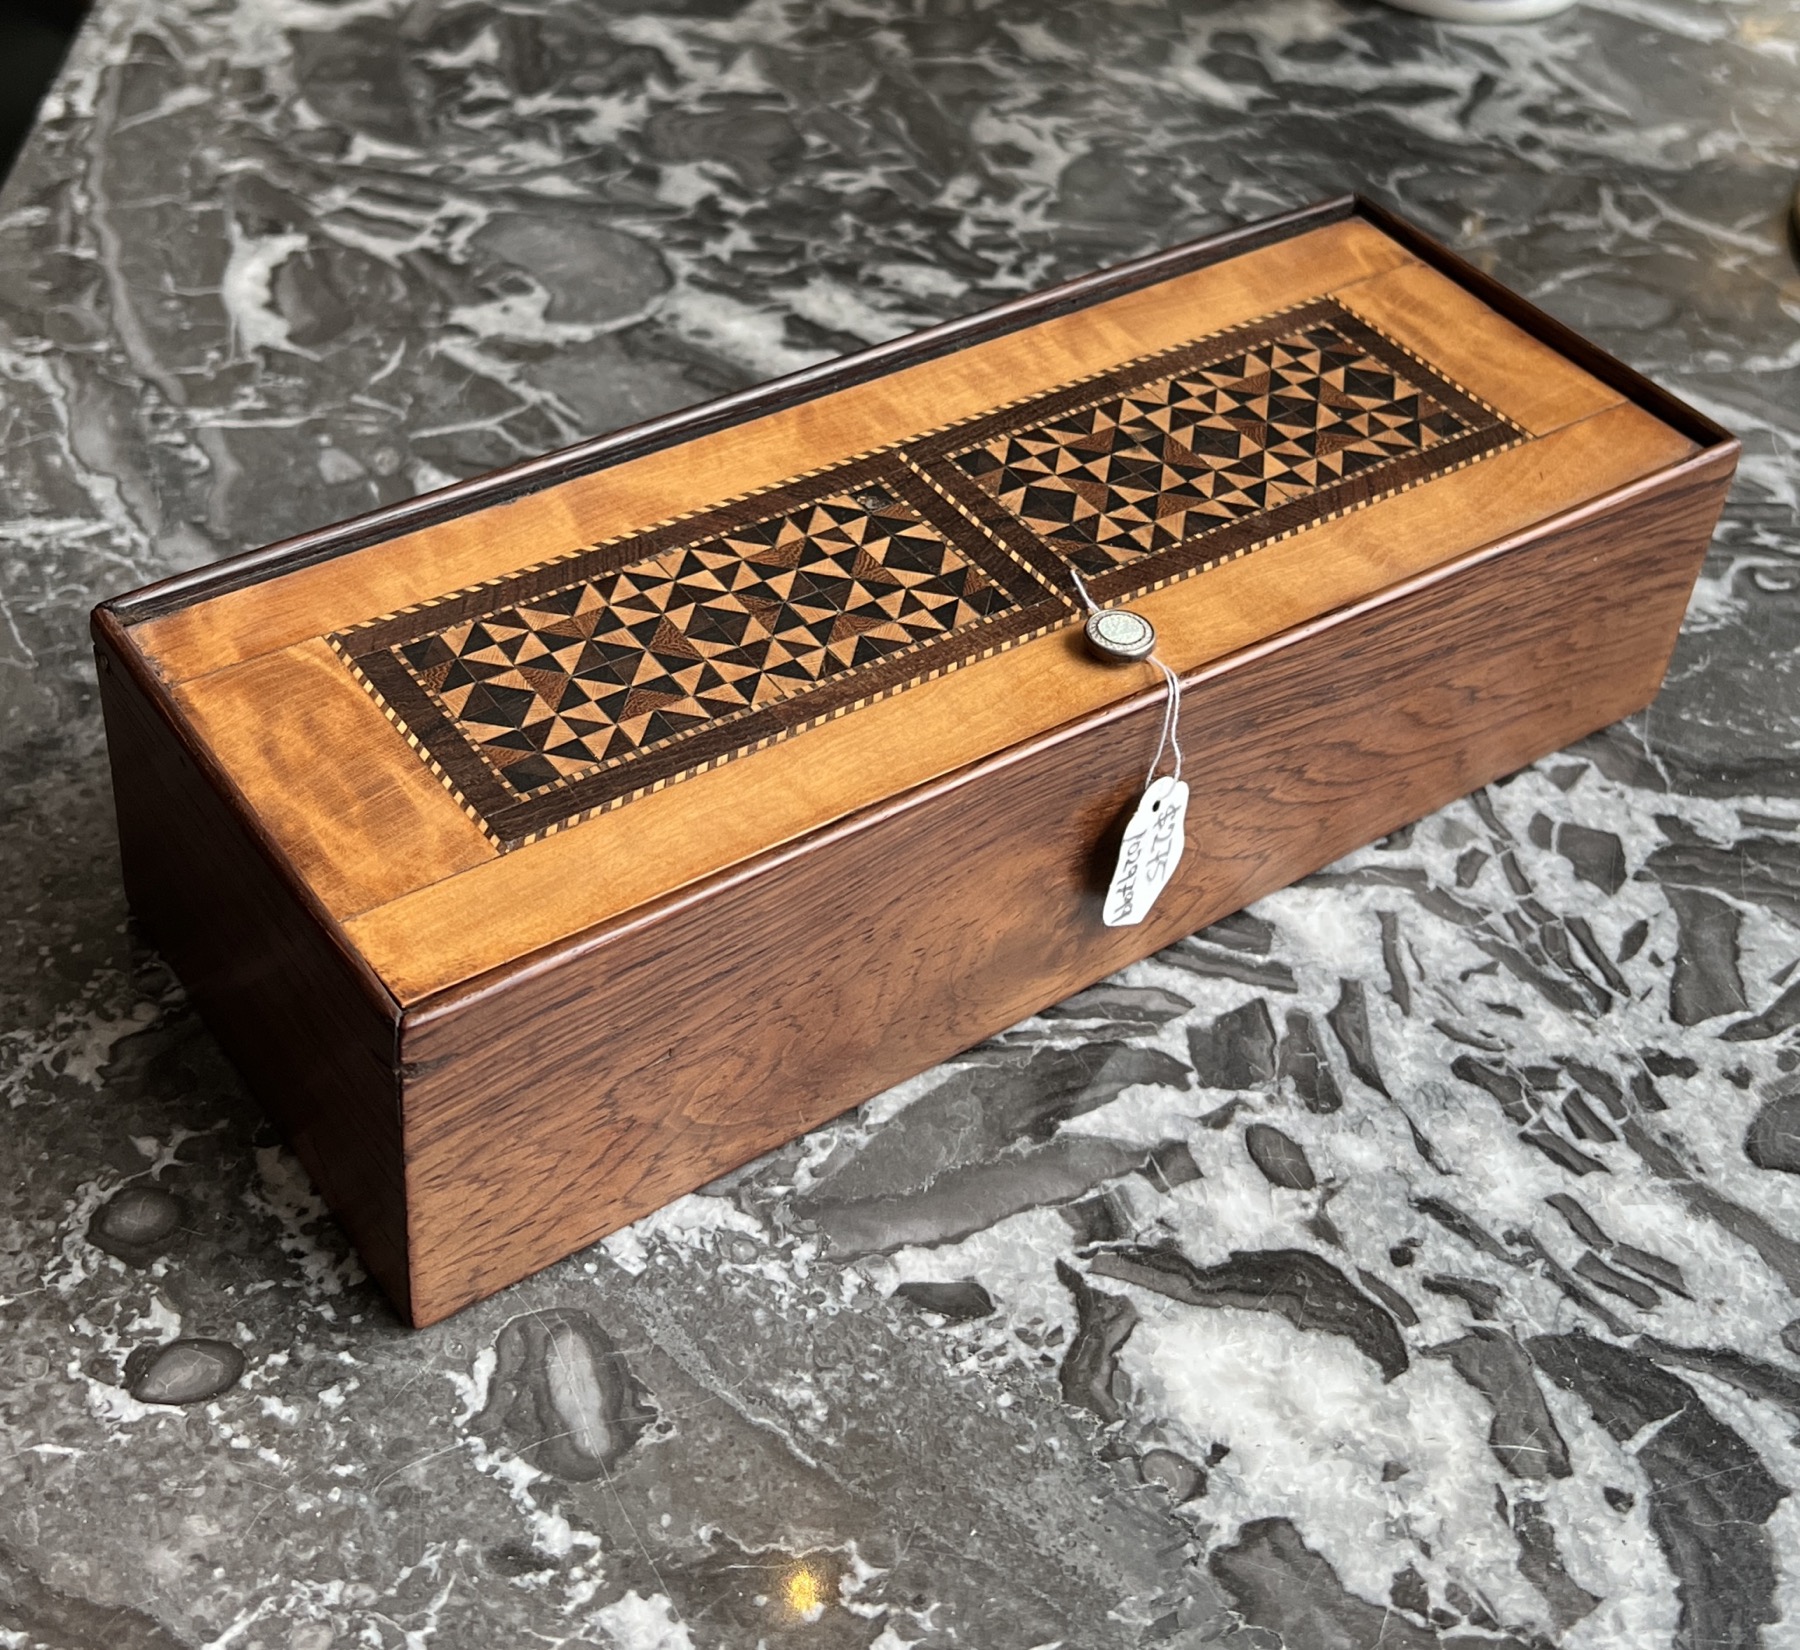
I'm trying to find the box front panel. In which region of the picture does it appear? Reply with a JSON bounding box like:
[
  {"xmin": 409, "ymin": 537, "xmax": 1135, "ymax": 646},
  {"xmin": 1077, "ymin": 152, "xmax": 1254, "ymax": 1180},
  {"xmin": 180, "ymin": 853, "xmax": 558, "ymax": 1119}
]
[{"xmin": 397, "ymin": 447, "xmax": 1733, "ymax": 1326}]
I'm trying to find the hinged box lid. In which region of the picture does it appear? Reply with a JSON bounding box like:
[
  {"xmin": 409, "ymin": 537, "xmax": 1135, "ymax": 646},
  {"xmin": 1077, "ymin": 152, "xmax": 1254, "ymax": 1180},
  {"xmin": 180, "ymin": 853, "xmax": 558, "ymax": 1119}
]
[{"xmin": 96, "ymin": 197, "xmax": 1725, "ymax": 1012}]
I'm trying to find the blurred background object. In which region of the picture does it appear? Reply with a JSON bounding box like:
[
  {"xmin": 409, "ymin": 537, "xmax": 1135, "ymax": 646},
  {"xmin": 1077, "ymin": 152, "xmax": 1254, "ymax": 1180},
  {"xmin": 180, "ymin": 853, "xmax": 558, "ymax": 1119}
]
[
  {"xmin": 1377, "ymin": 0, "xmax": 1578, "ymax": 16},
  {"xmin": 0, "ymin": 0, "xmax": 87, "ymax": 181}
]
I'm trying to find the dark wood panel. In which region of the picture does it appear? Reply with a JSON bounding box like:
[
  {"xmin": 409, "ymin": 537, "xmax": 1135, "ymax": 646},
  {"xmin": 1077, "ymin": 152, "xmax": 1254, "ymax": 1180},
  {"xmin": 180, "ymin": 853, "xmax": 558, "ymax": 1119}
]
[
  {"xmin": 92, "ymin": 614, "xmax": 412, "ymax": 1319},
  {"xmin": 397, "ymin": 444, "xmax": 1735, "ymax": 1327}
]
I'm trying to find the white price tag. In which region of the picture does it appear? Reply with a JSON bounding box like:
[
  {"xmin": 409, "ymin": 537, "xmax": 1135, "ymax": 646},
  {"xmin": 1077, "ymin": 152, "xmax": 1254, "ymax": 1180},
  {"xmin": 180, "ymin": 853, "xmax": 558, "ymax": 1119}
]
[{"xmin": 1103, "ymin": 774, "xmax": 1189, "ymax": 927}]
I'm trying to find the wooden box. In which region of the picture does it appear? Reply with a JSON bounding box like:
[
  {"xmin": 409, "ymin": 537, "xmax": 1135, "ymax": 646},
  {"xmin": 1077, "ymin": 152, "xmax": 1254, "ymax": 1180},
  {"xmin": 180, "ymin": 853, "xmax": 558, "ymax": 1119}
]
[{"xmin": 93, "ymin": 198, "xmax": 1736, "ymax": 1326}]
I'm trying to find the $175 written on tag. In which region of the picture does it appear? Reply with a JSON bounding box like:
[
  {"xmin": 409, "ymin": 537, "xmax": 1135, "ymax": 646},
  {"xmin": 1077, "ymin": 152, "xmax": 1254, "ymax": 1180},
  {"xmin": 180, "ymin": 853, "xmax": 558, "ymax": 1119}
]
[{"xmin": 1103, "ymin": 775, "xmax": 1189, "ymax": 928}]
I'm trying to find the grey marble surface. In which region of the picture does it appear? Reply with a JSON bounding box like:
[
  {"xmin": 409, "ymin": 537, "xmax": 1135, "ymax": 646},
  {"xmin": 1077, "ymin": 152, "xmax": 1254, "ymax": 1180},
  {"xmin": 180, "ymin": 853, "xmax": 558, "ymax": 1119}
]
[{"xmin": 2, "ymin": 0, "xmax": 1799, "ymax": 1646}]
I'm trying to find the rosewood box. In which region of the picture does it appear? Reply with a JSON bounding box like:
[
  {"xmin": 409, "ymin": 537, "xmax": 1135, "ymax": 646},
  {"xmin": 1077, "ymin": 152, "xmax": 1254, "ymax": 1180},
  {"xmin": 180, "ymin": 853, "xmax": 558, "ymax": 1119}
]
[{"xmin": 93, "ymin": 197, "xmax": 1736, "ymax": 1326}]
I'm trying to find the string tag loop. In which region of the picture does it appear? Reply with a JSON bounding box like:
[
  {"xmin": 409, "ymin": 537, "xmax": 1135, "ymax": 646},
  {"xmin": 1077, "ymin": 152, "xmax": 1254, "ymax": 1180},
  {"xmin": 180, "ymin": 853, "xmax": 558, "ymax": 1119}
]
[{"xmin": 1069, "ymin": 569, "xmax": 1189, "ymax": 928}]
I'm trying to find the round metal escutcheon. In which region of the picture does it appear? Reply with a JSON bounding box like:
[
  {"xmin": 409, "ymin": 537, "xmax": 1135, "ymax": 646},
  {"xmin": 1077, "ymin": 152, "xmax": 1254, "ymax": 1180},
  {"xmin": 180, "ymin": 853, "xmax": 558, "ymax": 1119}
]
[{"xmin": 1084, "ymin": 606, "xmax": 1157, "ymax": 663}]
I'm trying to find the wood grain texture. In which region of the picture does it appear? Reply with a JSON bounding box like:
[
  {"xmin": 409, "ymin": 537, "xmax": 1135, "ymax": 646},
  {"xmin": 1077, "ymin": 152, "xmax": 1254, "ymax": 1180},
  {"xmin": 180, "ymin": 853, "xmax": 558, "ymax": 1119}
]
[
  {"xmin": 395, "ymin": 443, "xmax": 1735, "ymax": 1325},
  {"xmin": 1351, "ymin": 197, "xmax": 1724, "ymax": 452},
  {"xmin": 1336, "ymin": 260, "xmax": 1622, "ymax": 436},
  {"xmin": 92, "ymin": 615, "xmax": 413, "ymax": 1319},
  {"xmin": 345, "ymin": 402, "xmax": 1693, "ymax": 998},
  {"xmin": 170, "ymin": 638, "xmax": 497, "ymax": 915},
  {"xmin": 132, "ymin": 218, "xmax": 1419, "ymax": 684}
]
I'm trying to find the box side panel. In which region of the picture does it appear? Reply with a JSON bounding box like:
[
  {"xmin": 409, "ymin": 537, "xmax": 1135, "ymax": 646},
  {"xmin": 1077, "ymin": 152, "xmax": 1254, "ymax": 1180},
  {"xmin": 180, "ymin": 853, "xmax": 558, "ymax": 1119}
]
[
  {"xmin": 400, "ymin": 450, "xmax": 1733, "ymax": 1326},
  {"xmin": 94, "ymin": 630, "xmax": 412, "ymax": 1318}
]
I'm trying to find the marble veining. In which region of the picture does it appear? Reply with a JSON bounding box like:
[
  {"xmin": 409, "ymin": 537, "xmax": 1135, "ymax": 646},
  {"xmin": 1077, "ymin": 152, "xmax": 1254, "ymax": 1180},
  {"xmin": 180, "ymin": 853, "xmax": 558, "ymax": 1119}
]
[{"xmin": 1, "ymin": 0, "xmax": 1798, "ymax": 1646}]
